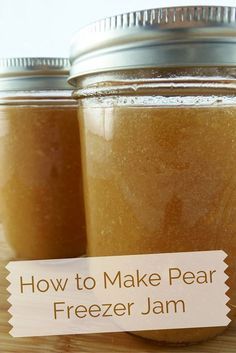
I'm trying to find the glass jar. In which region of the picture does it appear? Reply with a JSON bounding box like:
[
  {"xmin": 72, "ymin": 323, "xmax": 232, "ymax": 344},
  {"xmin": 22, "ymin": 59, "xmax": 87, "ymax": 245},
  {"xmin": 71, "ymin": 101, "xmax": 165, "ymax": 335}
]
[
  {"xmin": 0, "ymin": 58, "xmax": 86, "ymax": 260},
  {"xmin": 69, "ymin": 7, "xmax": 236, "ymax": 345}
]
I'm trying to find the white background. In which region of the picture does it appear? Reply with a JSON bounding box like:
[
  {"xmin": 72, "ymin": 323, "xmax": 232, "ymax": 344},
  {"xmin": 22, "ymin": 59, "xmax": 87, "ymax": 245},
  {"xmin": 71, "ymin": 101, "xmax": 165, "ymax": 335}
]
[{"xmin": 0, "ymin": 0, "xmax": 236, "ymax": 58}]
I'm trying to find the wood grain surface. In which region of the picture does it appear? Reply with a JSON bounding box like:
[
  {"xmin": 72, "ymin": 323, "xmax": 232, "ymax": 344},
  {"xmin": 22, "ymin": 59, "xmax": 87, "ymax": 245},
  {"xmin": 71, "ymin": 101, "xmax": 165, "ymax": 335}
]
[{"xmin": 0, "ymin": 229, "xmax": 235, "ymax": 353}]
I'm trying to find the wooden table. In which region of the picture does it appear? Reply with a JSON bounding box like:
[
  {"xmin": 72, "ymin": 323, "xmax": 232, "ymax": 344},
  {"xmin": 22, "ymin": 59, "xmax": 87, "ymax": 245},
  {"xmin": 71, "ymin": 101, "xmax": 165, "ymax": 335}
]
[{"xmin": 0, "ymin": 229, "xmax": 235, "ymax": 353}]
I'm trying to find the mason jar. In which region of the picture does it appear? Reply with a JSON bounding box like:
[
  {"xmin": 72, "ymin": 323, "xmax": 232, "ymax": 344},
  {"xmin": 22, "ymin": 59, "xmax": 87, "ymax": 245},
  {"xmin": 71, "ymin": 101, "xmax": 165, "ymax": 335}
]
[
  {"xmin": 0, "ymin": 58, "xmax": 86, "ymax": 260},
  {"xmin": 69, "ymin": 6, "xmax": 236, "ymax": 345}
]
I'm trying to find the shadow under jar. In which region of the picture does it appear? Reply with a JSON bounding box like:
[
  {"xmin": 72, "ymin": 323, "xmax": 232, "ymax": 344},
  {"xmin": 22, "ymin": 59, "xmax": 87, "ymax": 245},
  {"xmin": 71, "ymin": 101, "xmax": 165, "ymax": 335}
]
[
  {"xmin": 69, "ymin": 6, "xmax": 236, "ymax": 345},
  {"xmin": 0, "ymin": 58, "xmax": 86, "ymax": 260}
]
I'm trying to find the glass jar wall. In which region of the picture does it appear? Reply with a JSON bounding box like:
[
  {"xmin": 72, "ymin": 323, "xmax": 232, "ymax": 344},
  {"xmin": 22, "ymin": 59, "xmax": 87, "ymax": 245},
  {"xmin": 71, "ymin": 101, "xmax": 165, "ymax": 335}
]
[{"xmin": 74, "ymin": 69, "xmax": 236, "ymax": 344}]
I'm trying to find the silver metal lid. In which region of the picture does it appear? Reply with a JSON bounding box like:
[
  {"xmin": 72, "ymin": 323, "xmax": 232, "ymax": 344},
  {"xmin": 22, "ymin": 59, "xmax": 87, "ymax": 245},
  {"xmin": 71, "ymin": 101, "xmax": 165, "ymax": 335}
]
[
  {"xmin": 69, "ymin": 6, "xmax": 236, "ymax": 85},
  {"xmin": 0, "ymin": 57, "xmax": 71, "ymax": 91}
]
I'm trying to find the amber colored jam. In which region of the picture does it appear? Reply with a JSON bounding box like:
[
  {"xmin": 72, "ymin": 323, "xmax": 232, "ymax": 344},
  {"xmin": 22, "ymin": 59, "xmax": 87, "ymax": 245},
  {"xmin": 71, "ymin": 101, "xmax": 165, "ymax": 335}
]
[
  {"xmin": 79, "ymin": 103, "xmax": 236, "ymax": 344},
  {"xmin": 0, "ymin": 106, "xmax": 86, "ymax": 260}
]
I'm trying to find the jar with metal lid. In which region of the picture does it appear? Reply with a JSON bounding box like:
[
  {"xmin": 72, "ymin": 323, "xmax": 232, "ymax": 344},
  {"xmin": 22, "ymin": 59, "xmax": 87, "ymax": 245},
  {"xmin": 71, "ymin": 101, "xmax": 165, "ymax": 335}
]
[
  {"xmin": 69, "ymin": 6, "xmax": 236, "ymax": 345},
  {"xmin": 0, "ymin": 58, "xmax": 86, "ymax": 260}
]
